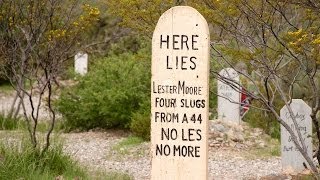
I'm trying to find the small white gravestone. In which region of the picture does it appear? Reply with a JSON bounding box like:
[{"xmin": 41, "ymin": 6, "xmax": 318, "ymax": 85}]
[
  {"xmin": 75, "ymin": 52, "xmax": 88, "ymax": 75},
  {"xmin": 217, "ymin": 68, "xmax": 241, "ymax": 124},
  {"xmin": 151, "ymin": 6, "xmax": 209, "ymax": 180},
  {"xmin": 280, "ymin": 99, "xmax": 312, "ymax": 172}
]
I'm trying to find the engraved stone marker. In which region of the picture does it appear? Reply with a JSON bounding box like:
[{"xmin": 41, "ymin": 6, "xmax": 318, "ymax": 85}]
[
  {"xmin": 217, "ymin": 68, "xmax": 241, "ymax": 124},
  {"xmin": 280, "ymin": 99, "xmax": 312, "ymax": 172},
  {"xmin": 75, "ymin": 52, "xmax": 88, "ymax": 75},
  {"xmin": 151, "ymin": 6, "xmax": 209, "ymax": 180}
]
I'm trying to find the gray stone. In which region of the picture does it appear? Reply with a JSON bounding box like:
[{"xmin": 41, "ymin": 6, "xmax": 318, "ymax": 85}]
[
  {"xmin": 212, "ymin": 124, "xmax": 227, "ymax": 133},
  {"xmin": 75, "ymin": 52, "xmax": 88, "ymax": 75},
  {"xmin": 280, "ymin": 99, "xmax": 312, "ymax": 173},
  {"xmin": 235, "ymin": 143, "xmax": 246, "ymax": 149},
  {"xmin": 258, "ymin": 142, "xmax": 266, "ymax": 148},
  {"xmin": 217, "ymin": 68, "xmax": 241, "ymax": 124},
  {"xmin": 231, "ymin": 134, "xmax": 244, "ymax": 143}
]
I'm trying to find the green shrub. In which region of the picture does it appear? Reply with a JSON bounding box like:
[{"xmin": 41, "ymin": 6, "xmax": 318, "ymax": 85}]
[
  {"xmin": 56, "ymin": 48, "xmax": 151, "ymax": 131},
  {"xmin": 0, "ymin": 114, "xmax": 21, "ymax": 130},
  {"xmin": 0, "ymin": 139, "xmax": 87, "ymax": 179},
  {"xmin": 243, "ymin": 101, "xmax": 281, "ymax": 139},
  {"xmin": 130, "ymin": 100, "xmax": 151, "ymax": 140},
  {"xmin": 209, "ymin": 78, "xmax": 218, "ymax": 119}
]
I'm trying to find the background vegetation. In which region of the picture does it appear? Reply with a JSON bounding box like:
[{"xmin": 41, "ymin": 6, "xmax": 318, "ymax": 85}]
[
  {"xmin": 2, "ymin": 0, "xmax": 320, "ymax": 176},
  {"xmin": 56, "ymin": 42, "xmax": 151, "ymax": 138}
]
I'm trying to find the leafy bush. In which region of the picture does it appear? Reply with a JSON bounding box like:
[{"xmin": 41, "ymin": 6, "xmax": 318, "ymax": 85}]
[
  {"xmin": 56, "ymin": 48, "xmax": 150, "ymax": 131},
  {"xmin": 0, "ymin": 114, "xmax": 21, "ymax": 130},
  {"xmin": 0, "ymin": 134, "xmax": 132, "ymax": 179},
  {"xmin": 243, "ymin": 100, "xmax": 281, "ymax": 139},
  {"xmin": 0, "ymin": 139, "xmax": 87, "ymax": 179},
  {"xmin": 130, "ymin": 100, "xmax": 151, "ymax": 140}
]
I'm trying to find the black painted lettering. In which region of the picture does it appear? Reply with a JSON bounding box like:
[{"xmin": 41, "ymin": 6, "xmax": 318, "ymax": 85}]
[
  {"xmin": 178, "ymin": 81, "xmax": 185, "ymax": 94},
  {"xmin": 166, "ymin": 56, "xmax": 172, "ymax": 69},
  {"xmin": 176, "ymin": 56, "xmax": 179, "ymax": 69},
  {"xmin": 173, "ymin": 145, "xmax": 180, "ymax": 156},
  {"xmin": 161, "ymin": 128, "xmax": 178, "ymax": 140},
  {"xmin": 192, "ymin": 35, "xmax": 199, "ymax": 50},
  {"xmin": 160, "ymin": 112, "xmax": 166, "ymax": 122},
  {"xmin": 201, "ymin": 100, "xmax": 205, "ymax": 108},
  {"xmin": 188, "ymin": 128, "xmax": 195, "ymax": 141},
  {"xmin": 181, "ymin": 145, "xmax": 187, "ymax": 157},
  {"xmin": 155, "ymin": 98, "xmax": 176, "ymax": 108},
  {"xmin": 156, "ymin": 112, "xmax": 179, "ymax": 123},
  {"xmin": 181, "ymin": 99, "xmax": 185, "ymax": 108},
  {"xmin": 182, "ymin": 129, "xmax": 187, "ymax": 141},
  {"xmin": 181, "ymin": 35, "xmax": 189, "ymax": 50},
  {"xmin": 182, "ymin": 113, "xmax": 188, "ymax": 123},
  {"xmin": 156, "ymin": 144, "xmax": 162, "ymax": 156},
  {"xmin": 173, "ymin": 35, "xmax": 179, "ymax": 50},
  {"xmin": 188, "ymin": 146, "xmax": 194, "ymax": 157},
  {"xmin": 155, "ymin": 112, "xmax": 160, "ymax": 122},
  {"xmin": 160, "ymin": 35, "xmax": 169, "ymax": 49},
  {"xmin": 163, "ymin": 145, "xmax": 171, "ymax": 156},
  {"xmin": 190, "ymin": 56, "xmax": 196, "ymax": 70},
  {"xmin": 181, "ymin": 56, "xmax": 188, "ymax": 70},
  {"xmin": 195, "ymin": 146, "xmax": 200, "ymax": 157},
  {"xmin": 196, "ymin": 129, "xmax": 202, "ymax": 140},
  {"xmin": 197, "ymin": 114, "xmax": 202, "ymax": 124},
  {"xmin": 191, "ymin": 114, "xmax": 196, "ymax": 123},
  {"xmin": 152, "ymin": 81, "xmax": 157, "ymax": 94}
]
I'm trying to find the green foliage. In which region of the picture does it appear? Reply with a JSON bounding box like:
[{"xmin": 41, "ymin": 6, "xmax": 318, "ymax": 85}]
[
  {"xmin": 109, "ymin": 136, "xmax": 146, "ymax": 160},
  {"xmin": 107, "ymin": 0, "xmax": 176, "ymax": 36},
  {"xmin": 0, "ymin": 82, "xmax": 13, "ymax": 95},
  {"xmin": 108, "ymin": 35, "xmax": 147, "ymax": 56},
  {"xmin": 113, "ymin": 136, "xmax": 144, "ymax": 152},
  {"xmin": 0, "ymin": 114, "xmax": 21, "ymax": 130},
  {"xmin": 130, "ymin": 100, "xmax": 151, "ymax": 140},
  {"xmin": 0, "ymin": 114, "xmax": 64, "ymax": 133},
  {"xmin": 94, "ymin": 171, "xmax": 132, "ymax": 180},
  {"xmin": 0, "ymin": 140, "xmax": 87, "ymax": 179},
  {"xmin": 243, "ymin": 101, "xmax": 281, "ymax": 139},
  {"xmin": 245, "ymin": 138, "xmax": 280, "ymax": 159},
  {"xmin": 56, "ymin": 48, "xmax": 151, "ymax": 131},
  {"xmin": 0, "ymin": 134, "xmax": 132, "ymax": 179},
  {"xmin": 209, "ymin": 58, "xmax": 220, "ymax": 119}
]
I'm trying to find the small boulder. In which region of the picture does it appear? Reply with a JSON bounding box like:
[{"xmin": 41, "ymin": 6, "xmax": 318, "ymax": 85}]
[{"xmin": 212, "ymin": 124, "xmax": 227, "ymax": 133}]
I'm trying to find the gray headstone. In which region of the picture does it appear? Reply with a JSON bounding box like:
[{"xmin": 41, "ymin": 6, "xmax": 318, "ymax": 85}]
[
  {"xmin": 75, "ymin": 52, "xmax": 88, "ymax": 75},
  {"xmin": 280, "ymin": 99, "xmax": 312, "ymax": 172},
  {"xmin": 217, "ymin": 68, "xmax": 241, "ymax": 124},
  {"xmin": 151, "ymin": 6, "xmax": 209, "ymax": 180}
]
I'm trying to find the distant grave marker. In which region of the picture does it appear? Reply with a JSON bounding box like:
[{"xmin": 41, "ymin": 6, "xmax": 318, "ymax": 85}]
[
  {"xmin": 151, "ymin": 6, "xmax": 209, "ymax": 180},
  {"xmin": 280, "ymin": 99, "xmax": 312, "ymax": 172},
  {"xmin": 217, "ymin": 68, "xmax": 241, "ymax": 123},
  {"xmin": 75, "ymin": 52, "xmax": 88, "ymax": 75}
]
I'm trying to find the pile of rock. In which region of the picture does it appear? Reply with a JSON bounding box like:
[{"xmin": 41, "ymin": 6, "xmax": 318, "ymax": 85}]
[{"xmin": 209, "ymin": 120, "xmax": 266, "ymax": 149}]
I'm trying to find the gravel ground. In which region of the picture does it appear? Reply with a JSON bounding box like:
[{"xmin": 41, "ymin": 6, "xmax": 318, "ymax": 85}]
[
  {"xmin": 0, "ymin": 92, "xmax": 283, "ymax": 179},
  {"xmin": 62, "ymin": 131, "xmax": 282, "ymax": 180}
]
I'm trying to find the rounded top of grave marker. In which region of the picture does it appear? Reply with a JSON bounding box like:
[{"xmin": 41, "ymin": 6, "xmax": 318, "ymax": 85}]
[
  {"xmin": 219, "ymin": 68, "xmax": 239, "ymax": 79},
  {"xmin": 280, "ymin": 99, "xmax": 311, "ymax": 114},
  {"xmin": 152, "ymin": 6, "xmax": 209, "ymax": 40}
]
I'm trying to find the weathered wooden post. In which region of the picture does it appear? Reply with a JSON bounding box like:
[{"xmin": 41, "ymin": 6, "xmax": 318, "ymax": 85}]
[{"xmin": 151, "ymin": 6, "xmax": 210, "ymax": 180}]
